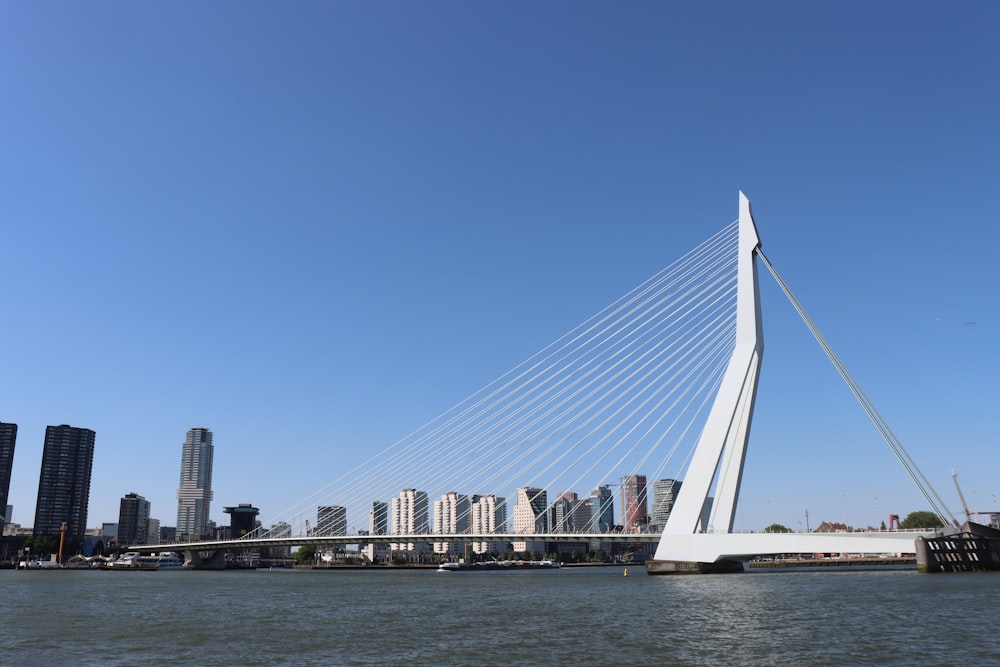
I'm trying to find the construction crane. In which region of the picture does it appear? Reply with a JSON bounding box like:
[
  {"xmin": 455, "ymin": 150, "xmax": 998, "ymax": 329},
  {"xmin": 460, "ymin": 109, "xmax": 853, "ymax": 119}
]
[
  {"xmin": 58, "ymin": 522, "xmax": 67, "ymax": 564},
  {"xmin": 952, "ymin": 469, "xmax": 1000, "ymax": 525}
]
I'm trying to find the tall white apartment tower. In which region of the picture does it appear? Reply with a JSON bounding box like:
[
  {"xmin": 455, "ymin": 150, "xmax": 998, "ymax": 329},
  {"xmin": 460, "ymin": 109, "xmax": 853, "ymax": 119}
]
[
  {"xmin": 433, "ymin": 491, "xmax": 469, "ymax": 555},
  {"xmin": 471, "ymin": 494, "xmax": 506, "ymax": 555},
  {"xmin": 176, "ymin": 427, "xmax": 214, "ymax": 540},
  {"xmin": 390, "ymin": 488, "xmax": 429, "ymax": 554}
]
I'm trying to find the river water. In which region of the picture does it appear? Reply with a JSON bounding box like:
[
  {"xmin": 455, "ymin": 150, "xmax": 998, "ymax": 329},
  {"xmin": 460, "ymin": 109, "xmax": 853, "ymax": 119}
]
[{"xmin": 3, "ymin": 566, "xmax": 999, "ymax": 665}]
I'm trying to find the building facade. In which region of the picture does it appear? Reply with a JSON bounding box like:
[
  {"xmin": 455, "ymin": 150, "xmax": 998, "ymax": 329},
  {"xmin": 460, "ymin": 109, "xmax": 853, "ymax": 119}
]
[
  {"xmin": 33, "ymin": 424, "xmax": 96, "ymax": 539},
  {"xmin": 512, "ymin": 486, "xmax": 547, "ymax": 554},
  {"xmin": 390, "ymin": 488, "xmax": 429, "ymax": 554},
  {"xmin": 433, "ymin": 491, "xmax": 469, "ymax": 555},
  {"xmin": 117, "ymin": 492, "xmax": 151, "ymax": 546},
  {"xmin": 176, "ymin": 427, "xmax": 214, "ymax": 540},
  {"xmin": 548, "ymin": 491, "xmax": 578, "ymax": 533},
  {"xmin": 146, "ymin": 518, "xmax": 160, "ymax": 545},
  {"xmin": 364, "ymin": 500, "xmax": 389, "ymax": 563},
  {"xmin": 317, "ymin": 505, "xmax": 347, "ymax": 536},
  {"xmin": 621, "ymin": 474, "xmax": 648, "ymax": 532},
  {"xmin": 264, "ymin": 522, "xmax": 292, "ymax": 558},
  {"xmin": 650, "ymin": 478, "xmax": 682, "ymax": 529},
  {"xmin": 470, "ymin": 494, "xmax": 506, "ymax": 555},
  {"xmin": 584, "ymin": 485, "xmax": 615, "ymax": 532},
  {"xmin": 224, "ymin": 504, "xmax": 260, "ymax": 538},
  {"xmin": 0, "ymin": 421, "xmax": 16, "ymax": 526}
]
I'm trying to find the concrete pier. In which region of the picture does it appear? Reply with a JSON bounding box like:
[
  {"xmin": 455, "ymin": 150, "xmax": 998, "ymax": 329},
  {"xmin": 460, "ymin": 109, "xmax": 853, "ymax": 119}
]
[{"xmin": 916, "ymin": 522, "xmax": 1000, "ymax": 573}]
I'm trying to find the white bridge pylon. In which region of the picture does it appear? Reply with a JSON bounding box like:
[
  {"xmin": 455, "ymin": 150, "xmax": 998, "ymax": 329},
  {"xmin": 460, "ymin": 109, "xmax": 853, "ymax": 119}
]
[{"xmin": 650, "ymin": 193, "xmax": 937, "ymax": 570}]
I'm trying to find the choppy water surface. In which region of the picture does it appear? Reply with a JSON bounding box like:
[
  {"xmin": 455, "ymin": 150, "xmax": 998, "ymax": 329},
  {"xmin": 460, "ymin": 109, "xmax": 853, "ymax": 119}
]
[{"xmin": 3, "ymin": 566, "xmax": 1000, "ymax": 665}]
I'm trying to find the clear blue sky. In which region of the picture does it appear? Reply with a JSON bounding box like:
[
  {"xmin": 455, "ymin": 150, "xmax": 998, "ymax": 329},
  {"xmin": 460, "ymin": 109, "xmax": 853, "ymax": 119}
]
[{"xmin": 2, "ymin": 2, "xmax": 997, "ymax": 533}]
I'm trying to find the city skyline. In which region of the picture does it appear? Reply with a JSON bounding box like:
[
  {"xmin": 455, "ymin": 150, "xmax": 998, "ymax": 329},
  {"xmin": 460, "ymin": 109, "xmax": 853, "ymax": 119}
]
[
  {"xmin": 0, "ymin": 414, "xmax": 979, "ymax": 543},
  {"xmin": 2, "ymin": 4, "xmax": 996, "ymax": 532}
]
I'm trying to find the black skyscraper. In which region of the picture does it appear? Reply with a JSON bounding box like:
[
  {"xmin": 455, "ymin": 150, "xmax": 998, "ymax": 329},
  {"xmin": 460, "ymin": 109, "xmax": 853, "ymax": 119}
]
[
  {"xmin": 33, "ymin": 424, "xmax": 96, "ymax": 539},
  {"xmin": 0, "ymin": 421, "xmax": 16, "ymax": 524},
  {"xmin": 118, "ymin": 492, "xmax": 151, "ymax": 546}
]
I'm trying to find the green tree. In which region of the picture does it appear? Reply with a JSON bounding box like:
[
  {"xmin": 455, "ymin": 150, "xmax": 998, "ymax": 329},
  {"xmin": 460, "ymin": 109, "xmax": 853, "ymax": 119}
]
[
  {"xmin": 295, "ymin": 545, "xmax": 317, "ymax": 563},
  {"xmin": 764, "ymin": 523, "xmax": 792, "ymax": 533},
  {"xmin": 900, "ymin": 511, "xmax": 944, "ymax": 530}
]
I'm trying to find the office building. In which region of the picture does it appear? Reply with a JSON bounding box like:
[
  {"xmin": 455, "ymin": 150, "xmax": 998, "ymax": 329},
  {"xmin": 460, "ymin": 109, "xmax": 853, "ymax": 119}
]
[
  {"xmin": 621, "ymin": 474, "xmax": 648, "ymax": 532},
  {"xmin": 147, "ymin": 518, "xmax": 160, "ymax": 545},
  {"xmin": 549, "ymin": 491, "xmax": 578, "ymax": 533},
  {"xmin": 224, "ymin": 504, "xmax": 260, "ymax": 538},
  {"xmin": 317, "ymin": 505, "xmax": 347, "ymax": 536},
  {"xmin": 578, "ymin": 485, "xmax": 615, "ymax": 555},
  {"xmin": 651, "ymin": 479, "xmax": 682, "ymax": 529},
  {"xmin": 264, "ymin": 521, "xmax": 292, "ymax": 558},
  {"xmin": 0, "ymin": 421, "xmax": 16, "ymax": 526},
  {"xmin": 176, "ymin": 427, "xmax": 214, "ymax": 540},
  {"xmin": 118, "ymin": 492, "xmax": 151, "ymax": 546},
  {"xmin": 370, "ymin": 500, "xmax": 388, "ymax": 535},
  {"xmin": 33, "ymin": 424, "xmax": 96, "ymax": 539}
]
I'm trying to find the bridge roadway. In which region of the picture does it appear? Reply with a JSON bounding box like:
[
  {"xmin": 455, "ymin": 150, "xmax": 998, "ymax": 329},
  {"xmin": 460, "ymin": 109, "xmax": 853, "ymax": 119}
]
[
  {"xmin": 129, "ymin": 529, "xmax": 933, "ymax": 557},
  {"xmin": 129, "ymin": 532, "xmax": 662, "ymax": 554}
]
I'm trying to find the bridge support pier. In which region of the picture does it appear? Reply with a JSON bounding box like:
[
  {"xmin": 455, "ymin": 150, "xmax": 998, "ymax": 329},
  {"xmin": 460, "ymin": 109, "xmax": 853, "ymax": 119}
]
[
  {"xmin": 183, "ymin": 549, "xmax": 227, "ymax": 570},
  {"xmin": 645, "ymin": 559, "xmax": 744, "ymax": 575}
]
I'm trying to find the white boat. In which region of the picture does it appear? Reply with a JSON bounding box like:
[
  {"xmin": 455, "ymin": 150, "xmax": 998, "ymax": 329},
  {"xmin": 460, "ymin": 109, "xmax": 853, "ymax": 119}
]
[
  {"xmin": 137, "ymin": 552, "xmax": 190, "ymax": 569},
  {"xmin": 438, "ymin": 559, "xmax": 562, "ymax": 571},
  {"xmin": 19, "ymin": 555, "xmax": 61, "ymax": 569},
  {"xmin": 102, "ymin": 552, "xmax": 158, "ymax": 570}
]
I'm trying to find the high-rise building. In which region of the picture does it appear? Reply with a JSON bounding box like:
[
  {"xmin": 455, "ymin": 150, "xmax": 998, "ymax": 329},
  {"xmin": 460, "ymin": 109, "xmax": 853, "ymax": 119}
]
[
  {"xmin": 0, "ymin": 421, "xmax": 16, "ymax": 525},
  {"xmin": 102, "ymin": 522, "xmax": 119, "ymax": 545},
  {"xmin": 176, "ymin": 427, "xmax": 214, "ymax": 540},
  {"xmin": 470, "ymin": 494, "xmax": 506, "ymax": 555},
  {"xmin": 224, "ymin": 504, "xmax": 260, "ymax": 538},
  {"xmin": 512, "ymin": 486, "xmax": 547, "ymax": 553},
  {"xmin": 651, "ymin": 479, "xmax": 682, "ymax": 529},
  {"xmin": 584, "ymin": 485, "xmax": 615, "ymax": 532},
  {"xmin": 147, "ymin": 518, "xmax": 160, "ymax": 545},
  {"xmin": 370, "ymin": 500, "xmax": 388, "ymax": 535},
  {"xmin": 364, "ymin": 500, "xmax": 389, "ymax": 563},
  {"xmin": 118, "ymin": 492, "xmax": 151, "ymax": 546},
  {"xmin": 621, "ymin": 474, "xmax": 648, "ymax": 532},
  {"xmin": 390, "ymin": 488, "xmax": 429, "ymax": 554},
  {"xmin": 549, "ymin": 491, "xmax": 578, "ymax": 533},
  {"xmin": 433, "ymin": 491, "xmax": 469, "ymax": 555},
  {"xmin": 317, "ymin": 505, "xmax": 347, "ymax": 536},
  {"xmin": 159, "ymin": 526, "xmax": 177, "ymax": 543},
  {"xmin": 264, "ymin": 522, "xmax": 292, "ymax": 557},
  {"xmin": 33, "ymin": 424, "xmax": 96, "ymax": 539}
]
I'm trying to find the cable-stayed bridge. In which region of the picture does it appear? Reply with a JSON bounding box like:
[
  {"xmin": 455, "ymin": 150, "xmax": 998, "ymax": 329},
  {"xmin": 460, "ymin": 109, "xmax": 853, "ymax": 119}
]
[{"xmin": 135, "ymin": 193, "xmax": 954, "ymax": 571}]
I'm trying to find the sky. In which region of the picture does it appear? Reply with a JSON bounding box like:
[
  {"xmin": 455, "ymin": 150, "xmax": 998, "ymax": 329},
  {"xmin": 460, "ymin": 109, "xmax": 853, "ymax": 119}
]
[{"xmin": 1, "ymin": 2, "xmax": 997, "ymax": 535}]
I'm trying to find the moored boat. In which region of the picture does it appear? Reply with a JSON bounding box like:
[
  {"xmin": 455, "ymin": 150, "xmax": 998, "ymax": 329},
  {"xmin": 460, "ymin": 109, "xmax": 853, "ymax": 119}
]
[
  {"xmin": 438, "ymin": 559, "xmax": 561, "ymax": 572},
  {"xmin": 137, "ymin": 552, "xmax": 190, "ymax": 570},
  {"xmin": 101, "ymin": 552, "xmax": 159, "ymax": 570}
]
